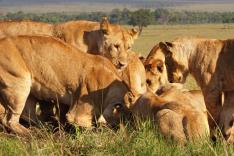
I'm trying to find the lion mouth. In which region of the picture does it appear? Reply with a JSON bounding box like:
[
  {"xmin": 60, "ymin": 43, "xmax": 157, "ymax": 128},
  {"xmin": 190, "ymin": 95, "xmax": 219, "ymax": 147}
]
[{"xmin": 116, "ymin": 61, "xmax": 127, "ymax": 70}]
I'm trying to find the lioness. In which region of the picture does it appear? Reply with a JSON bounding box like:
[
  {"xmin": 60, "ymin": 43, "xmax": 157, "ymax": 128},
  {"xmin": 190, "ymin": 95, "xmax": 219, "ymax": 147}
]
[
  {"xmin": 0, "ymin": 19, "xmax": 138, "ymax": 70},
  {"xmin": 98, "ymin": 51, "xmax": 147, "ymax": 127},
  {"xmin": 121, "ymin": 51, "xmax": 147, "ymax": 95},
  {"xmin": 0, "ymin": 35, "xmax": 128, "ymax": 135},
  {"xmin": 0, "ymin": 19, "xmax": 138, "ymax": 125},
  {"xmin": 124, "ymin": 85, "xmax": 209, "ymax": 144},
  {"xmin": 54, "ymin": 17, "xmax": 139, "ymax": 70},
  {"xmin": 143, "ymin": 44, "xmax": 169, "ymax": 93},
  {"xmin": 158, "ymin": 37, "xmax": 234, "ymax": 142}
]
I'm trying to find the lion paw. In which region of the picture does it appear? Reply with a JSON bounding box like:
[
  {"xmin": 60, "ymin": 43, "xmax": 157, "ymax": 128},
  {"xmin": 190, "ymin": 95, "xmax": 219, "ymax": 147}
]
[{"xmin": 8, "ymin": 122, "xmax": 30, "ymax": 136}]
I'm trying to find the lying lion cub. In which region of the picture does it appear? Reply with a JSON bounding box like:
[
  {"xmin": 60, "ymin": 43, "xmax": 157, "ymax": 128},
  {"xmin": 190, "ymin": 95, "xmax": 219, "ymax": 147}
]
[
  {"xmin": 0, "ymin": 35, "xmax": 128, "ymax": 135},
  {"xmin": 124, "ymin": 85, "xmax": 209, "ymax": 144}
]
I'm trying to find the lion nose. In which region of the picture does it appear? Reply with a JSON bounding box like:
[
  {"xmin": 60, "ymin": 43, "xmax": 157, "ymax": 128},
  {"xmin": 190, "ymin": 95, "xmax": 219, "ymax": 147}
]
[
  {"xmin": 172, "ymin": 73, "xmax": 183, "ymax": 83},
  {"xmin": 146, "ymin": 79, "xmax": 152, "ymax": 86},
  {"xmin": 118, "ymin": 61, "xmax": 127, "ymax": 69},
  {"xmin": 119, "ymin": 62, "xmax": 125, "ymax": 67}
]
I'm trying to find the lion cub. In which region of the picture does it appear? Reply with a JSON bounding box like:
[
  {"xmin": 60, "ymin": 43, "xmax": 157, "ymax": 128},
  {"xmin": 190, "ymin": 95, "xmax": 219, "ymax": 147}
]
[{"xmin": 124, "ymin": 85, "xmax": 209, "ymax": 144}]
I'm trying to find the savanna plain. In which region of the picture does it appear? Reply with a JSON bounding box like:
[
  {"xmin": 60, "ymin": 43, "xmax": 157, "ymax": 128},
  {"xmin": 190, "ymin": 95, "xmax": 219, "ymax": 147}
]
[{"xmin": 1, "ymin": 24, "xmax": 234, "ymax": 156}]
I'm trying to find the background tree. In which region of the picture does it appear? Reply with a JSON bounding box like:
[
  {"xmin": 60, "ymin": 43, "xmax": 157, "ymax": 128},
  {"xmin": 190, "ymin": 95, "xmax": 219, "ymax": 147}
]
[
  {"xmin": 2, "ymin": 9, "xmax": 234, "ymax": 25},
  {"xmin": 154, "ymin": 8, "xmax": 169, "ymax": 24},
  {"xmin": 128, "ymin": 9, "xmax": 153, "ymax": 34},
  {"xmin": 110, "ymin": 8, "xmax": 122, "ymax": 24},
  {"xmin": 120, "ymin": 8, "xmax": 131, "ymax": 24}
]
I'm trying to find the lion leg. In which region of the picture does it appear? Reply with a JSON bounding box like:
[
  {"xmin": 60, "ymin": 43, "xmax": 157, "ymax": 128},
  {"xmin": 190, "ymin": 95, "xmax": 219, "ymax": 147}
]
[
  {"xmin": 203, "ymin": 90, "xmax": 223, "ymax": 130},
  {"xmin": 1, "ymin": 74, "xmax": 31, "ymax": 135},
  {"xmin": 0, "ymin": 96, "xmax": 38, "ymax": 127}
]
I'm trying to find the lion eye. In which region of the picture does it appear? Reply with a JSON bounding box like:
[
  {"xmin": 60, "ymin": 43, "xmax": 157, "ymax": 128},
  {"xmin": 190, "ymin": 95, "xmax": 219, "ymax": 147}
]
[
  {"xmin": 114, "ymin": 103, "xmax": 123, "ymax": 111},
  {"xmin": 127, "ymin": 46, "xmax": 131, "ymax": 50}
]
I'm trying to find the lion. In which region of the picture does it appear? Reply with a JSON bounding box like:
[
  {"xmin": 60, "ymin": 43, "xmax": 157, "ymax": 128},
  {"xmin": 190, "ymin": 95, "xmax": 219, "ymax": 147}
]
[
  {"xmin": 143, "ymin": 44, "xmax": 169, "ymax": 93},
  {"xmin": 0, "ymin": 19, "xmax": 138, "ymax": 125},
  {"xmin": 0, "ymin": 19, "xmax": 139, "ymax": 70},
  {"xmin": 158, "ymin": 37, "xmax": 234, "ymax": 142},
  {"xmin": 97, "ymin": 51, "xmax": 147, "ymax": 128},
  {"xmin": 120, "ymin": 51, "xmax": 147, "ymax": 95},
  {"xmin": 0, "ymin": 35, "xmax": 129, "ymax": 135},
  {"xmin": 54, "ymin": 17, "xmax": 139, "ymax": 70},
  {"xmin": 124, "ymin": 84, "xmax": 209, "ymax": 144},
  {"xmin": 95, "ymin": 51, "xmax": 147, "ymax": 127}
]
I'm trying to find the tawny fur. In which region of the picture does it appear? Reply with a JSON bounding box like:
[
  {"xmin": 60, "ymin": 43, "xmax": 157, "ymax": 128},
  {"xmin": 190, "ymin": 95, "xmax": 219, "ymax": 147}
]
[
  {"xmin": 0, "ymin": 35, "xmax": 128, "ymax": 135},
  {"xmin": 0, "ymin": 20, "xmax": 54, "ymax": 38},
  {"xmin": 143, "ymin": 44, "xmax": 169, "ymax": 93},
  {"xmin": 0, "ymin": 19, "xmax": 138, "ymax": 70},
  {"xmin": 159, "ymin": 37, "xmax": 234, "ymax": 142},
  {"xmin": 121, "ymin": 51, "xmax": 147, "ymax": 95},
  {"xmin": 128, "ymin": 86, "xmax": 209, "ymax": 144},
  {"xmin": 0, "ymin": 19, "xmax": 139, "ymax": 125}
]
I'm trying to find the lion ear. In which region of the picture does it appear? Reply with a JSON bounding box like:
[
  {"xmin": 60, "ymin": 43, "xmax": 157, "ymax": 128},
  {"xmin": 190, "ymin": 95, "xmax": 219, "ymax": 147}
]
[
  {"xmin": 159, "ymin": 42, "xmax": 173, "ymax": 56},
  {"xmin": 130, "ymin": 28, "xmax": 139, "ymax": 39},
  {"xmin": 139, "ymin": 56, "xmax": 146, "ymax": 64},
  {"xmin": 100, "ymin": 17, "xmax": 111, "ymax": 35},
  {"xmin": 165, "ymin": 42, "xmax": 173, "ymax": 48},
  {"xmin": 124, "ymin": 91, "xmax": 138, "ymax": 108}
]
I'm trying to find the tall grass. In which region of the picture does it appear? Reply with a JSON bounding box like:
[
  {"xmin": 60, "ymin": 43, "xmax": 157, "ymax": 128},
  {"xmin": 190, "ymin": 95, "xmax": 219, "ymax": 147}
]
[{"xmin": 0, "ymin": 121, "xmax": 234, "ymax": 156}]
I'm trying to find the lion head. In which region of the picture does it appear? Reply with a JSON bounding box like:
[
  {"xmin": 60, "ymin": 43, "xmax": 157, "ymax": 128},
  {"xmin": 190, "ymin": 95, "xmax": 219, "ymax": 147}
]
[
  {"xmin": 158, "ymin": 41, "xmax": 189, "ymax": 84},
  {"xmin": 144, "ymin": 45, "xmax": 169, "ymax": 93},
  {"xmin": 99, "ymin": 17, "xmax": 139, "ymax": 71}
]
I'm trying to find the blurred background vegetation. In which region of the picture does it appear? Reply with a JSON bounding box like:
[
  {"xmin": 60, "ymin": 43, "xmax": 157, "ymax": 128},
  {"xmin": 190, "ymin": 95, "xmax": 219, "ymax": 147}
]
[
  {"xmin": 2, "ymin": 8, "xmax": 234, "ymax": 25},
  {"xmin": 2, "ymin": 8, "xmax": 234, "ymax": 35}
]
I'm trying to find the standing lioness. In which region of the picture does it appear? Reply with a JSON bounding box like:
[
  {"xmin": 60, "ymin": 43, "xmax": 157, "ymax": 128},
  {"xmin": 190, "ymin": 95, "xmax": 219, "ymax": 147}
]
[
  {"xmin": 159, "ymin": 37, "xmax": 234, "ymax": 142},
  {"xmin": 0, "ymin": 35, "xmax": 128, "ymax": 135},
  {"xmin": 0, "ymin": 19, "xmax": 138, "ymax": 71},
  {"xmin": 54, "ymin": 18, "xmax": 138, "ymax": 70}
]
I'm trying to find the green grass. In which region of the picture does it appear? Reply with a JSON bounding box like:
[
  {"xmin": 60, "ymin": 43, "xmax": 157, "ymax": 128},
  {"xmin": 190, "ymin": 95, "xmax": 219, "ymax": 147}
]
[
  {"xmin": 0, "ymin": 122, "xmax": 233, "ymax": 156},
  {"xmin": 2, "ymin": 24, "xmax": 234, "ymax": 155}
]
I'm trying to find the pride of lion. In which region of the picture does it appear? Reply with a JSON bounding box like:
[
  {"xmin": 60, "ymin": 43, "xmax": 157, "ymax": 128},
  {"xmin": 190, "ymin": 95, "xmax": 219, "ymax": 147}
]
[{"xmin": 0, "ymin": 18, "xmax": 234, "ymax": 145}]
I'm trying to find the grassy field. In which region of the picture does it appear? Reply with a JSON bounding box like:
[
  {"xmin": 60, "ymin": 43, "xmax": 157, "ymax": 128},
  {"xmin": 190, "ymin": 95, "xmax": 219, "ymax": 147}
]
[
  {"xmin": 167, "ymin": 2, "xmax": 234, "ymax": 12},
  {"xmin": 1, "ymin": 24, "xmax": 234, "ymax": 155}
]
